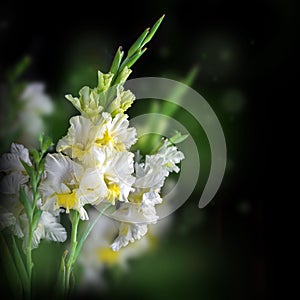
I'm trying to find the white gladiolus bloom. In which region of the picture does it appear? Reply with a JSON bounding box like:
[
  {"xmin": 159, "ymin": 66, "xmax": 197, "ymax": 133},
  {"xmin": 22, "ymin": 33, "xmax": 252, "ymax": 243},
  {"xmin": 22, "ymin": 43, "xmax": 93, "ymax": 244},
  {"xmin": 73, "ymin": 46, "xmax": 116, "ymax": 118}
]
[
  {"xmin": 29, "ymin": 211, "xmax": 67, "ymax": 249},
  {"xmin": 110, "ymin": 223, "xmax": 148, "ymax": 251},
  {"xmin": 0, "ymin": 172, "xmax": 28, "ymax": 238},
  {"xmin": 155, "ymin": 139, "xmax": 185, "ymax": 173},
  {"xmin": 1, "ymin": 207, "xmax": 67, "ymax": 251},
  {"xmin": 0, "ymin": 144, "xmax": 31, "ymax": 238},
  {"xmin": 0, "ymin": 206, "xmax": 24, "ymax": 238},
  {"xmin": 0, "ymin": 162, "xmax": 67, "ymax": 249},
  {"xmin": 94, "ymin": 112, "xmax": 137, "ymax": 152},
  {"xmin": 109, "ymin": 191, "xmax": 162, "ymax": 251},
  {"xmin": 110, "ymin": 191, "xmax": 162, "ymax": 224},
  {"xmin": 39, "ymin": 153, "xmax": 89, "ymax": 220},
  {"xmin": 0, "ymin": 172, "xmax": 28, "ymax": 195},
  {"xmin": 0, "ymin": 143, "xmax": 32, "ymax": 174},
  {"xmin": 109, "ymin": 140, "xmax": 184, "ymax": 250},
  {"xmin": 78, "ymin": 149, "xmax": 135, "ymax": 205},
  {"xmin": 56, "ymin": 115, "xmax": 99, "ymax": 164},
  {"xmin": 134, "ymin": 155, "xmax": 168, "ymax": 190},
  {"xmin": 0, "ymin": 181, "xmax": 28, "ymax": 239},
  {"xmin": 0, "ymin": 206, "xmax": 16, "ymax": 231},
  {"xmin": 57, "ymin": 113, "xmax": 136, "ymax": 166}
]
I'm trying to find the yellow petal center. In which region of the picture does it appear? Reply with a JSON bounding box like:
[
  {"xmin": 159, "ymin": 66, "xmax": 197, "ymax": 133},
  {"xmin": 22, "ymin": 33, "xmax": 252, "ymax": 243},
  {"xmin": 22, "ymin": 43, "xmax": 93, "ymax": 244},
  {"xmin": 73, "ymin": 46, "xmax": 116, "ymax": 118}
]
[
  {"xmin": 56, "ymin": 191, "xmax": 77, "ymax": 212},
  {"xmin": 95, "ymin": 129, "xmax": 113, "ymax": 147},
  {"xmin": 95, "ymin": 129, "xmax": 125, "ymax": 151},
  {"xmin": 106, "ymin": 182, "xmax": 121, "ymax": 204}
]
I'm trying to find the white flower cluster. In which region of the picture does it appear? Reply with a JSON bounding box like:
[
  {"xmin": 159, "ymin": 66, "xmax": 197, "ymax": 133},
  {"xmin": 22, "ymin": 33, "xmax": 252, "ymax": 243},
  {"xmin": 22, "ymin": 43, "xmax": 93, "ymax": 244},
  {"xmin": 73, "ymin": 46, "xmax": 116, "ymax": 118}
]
[
  {"xmin": 0, "ymin": 71, "xmax": 184, "ymax": 251},
  {"xmin": 0, "ymin": 143, "xmax": 67, "ymax": 250}
]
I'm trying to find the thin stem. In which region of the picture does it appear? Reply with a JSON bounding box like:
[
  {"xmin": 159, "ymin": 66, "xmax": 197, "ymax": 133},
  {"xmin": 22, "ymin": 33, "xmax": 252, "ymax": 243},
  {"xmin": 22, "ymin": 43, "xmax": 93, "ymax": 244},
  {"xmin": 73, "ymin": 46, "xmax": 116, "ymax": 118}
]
[
  {"xmin": 65, "ymin": 211, "xmax": 80, "ymax": 296},
  {"xmin": 26, "ymin": 225, "xmax": 34, "ymax": 287},
  {"xmin": 74, "ymin": 204, "xmax": 111, "ymax": 262}
]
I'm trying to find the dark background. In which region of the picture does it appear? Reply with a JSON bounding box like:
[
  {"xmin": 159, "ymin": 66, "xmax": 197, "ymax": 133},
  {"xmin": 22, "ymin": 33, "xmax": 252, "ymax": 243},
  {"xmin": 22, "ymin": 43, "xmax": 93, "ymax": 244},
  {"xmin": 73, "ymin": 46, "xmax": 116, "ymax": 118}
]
[{"xmin": 1, "ymin": 1, "xmax": 295, "ymax": 299}]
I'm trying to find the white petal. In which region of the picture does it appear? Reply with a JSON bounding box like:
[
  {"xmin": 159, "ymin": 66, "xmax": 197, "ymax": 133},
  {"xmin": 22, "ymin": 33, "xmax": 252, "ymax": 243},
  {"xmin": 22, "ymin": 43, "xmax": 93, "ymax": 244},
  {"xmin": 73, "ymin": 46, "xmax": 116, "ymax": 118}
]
[
  {"xmin": 40, "ymin": 153, "xmax": 83, "ymax": 197},
  {"xmin": 110, "ymin": 223, "xmax": 148, "ymax": 251},
  {"xmin": 0, "ymin": 173, "xmax": 28, "ymax": 194},
  {"xmin": 0, "ymin": 206, "xmax": 16, "ymax": 230},
  {"xmin": 57, "ymin": 116, "xmax": 97, "ymax": 160},
  {"xmin": 32, "ymin": 224, "xmax": 44, "ymax": 249},
  {"xmin": 78, "ymin": 206, "xmax": 89, "ymax": 221},
  {"xmin": 0, "ymin": 143, "xmax": 31, "ymax": 173},
  {"xmin": 40, "ymin": 211, "xmax": 67, "ymax": 242},
  {"xmin": 78, "ymin": 168, "xmax": 107, "ymax": 205},
  {"xmin": 10, "ymin": 143, "xmax": 32, "ymax": 165}
]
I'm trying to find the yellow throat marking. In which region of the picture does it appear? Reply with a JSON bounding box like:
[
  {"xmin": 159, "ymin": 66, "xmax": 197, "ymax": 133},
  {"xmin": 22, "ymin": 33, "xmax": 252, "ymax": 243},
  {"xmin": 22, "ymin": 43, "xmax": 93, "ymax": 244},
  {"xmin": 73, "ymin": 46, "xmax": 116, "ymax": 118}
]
[
  {"xmin": 106, "ymin": 182, "xmax": 121, "ymax": 204},
  {"xmin": 95, "ymin": 129, "xmax": 113, "ymax": 147},
  {"xmin": 56, "ymin": 191, "xmax": 77, "ymax": 212}
]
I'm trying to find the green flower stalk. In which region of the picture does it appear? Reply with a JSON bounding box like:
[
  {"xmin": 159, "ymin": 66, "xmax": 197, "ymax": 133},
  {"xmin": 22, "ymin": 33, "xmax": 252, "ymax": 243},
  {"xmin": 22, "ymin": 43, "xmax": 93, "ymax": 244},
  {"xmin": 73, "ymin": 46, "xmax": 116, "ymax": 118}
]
[
  {"xmin": 0, "ymin": 135, "xmax": 52, "ymax": 299},
  {"xmin": 21, "ymin": 135, "xmax": 52, "ymax": 297}
]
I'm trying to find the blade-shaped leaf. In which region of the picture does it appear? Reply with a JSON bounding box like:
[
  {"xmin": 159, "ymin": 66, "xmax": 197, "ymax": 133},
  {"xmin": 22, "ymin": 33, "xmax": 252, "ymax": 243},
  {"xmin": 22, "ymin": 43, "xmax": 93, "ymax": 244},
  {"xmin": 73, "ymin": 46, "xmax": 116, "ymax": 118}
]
[
  {"xmin": 21, "ymin": 160, "xmax": 33, "ymax": 177},
  {"xmin": 127, "ymin": 27, "xmax": 150, "ymax": 57},
  {"xmin": 141, "ymin": 14, "xmax": 165, "ymax": 47},
  {"xmin": 19, "ymin": 187, "xmax": 32, "ymax": 219},
  {"xmin": 169, "ymin": 131, "xmax": 189, "ymax": 144}
]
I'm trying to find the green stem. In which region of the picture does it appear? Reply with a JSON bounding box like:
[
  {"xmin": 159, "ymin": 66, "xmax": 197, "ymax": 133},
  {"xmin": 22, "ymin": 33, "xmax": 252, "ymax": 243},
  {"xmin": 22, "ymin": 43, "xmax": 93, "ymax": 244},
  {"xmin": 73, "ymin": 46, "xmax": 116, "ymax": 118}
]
[
  {"xmin": 65, "ymin": 211, "xmax": 80, "ymax": 296},
  {"xmin": 74, "ymin": 204, "xmax": 111, "ymax": 262},
  {"xmin": 11, "ymin": 236, "xmax": 30, "ymax": 298},
  {"xmin": 25, "ymin": 225, "xmax": 34, "ymax": 299}
]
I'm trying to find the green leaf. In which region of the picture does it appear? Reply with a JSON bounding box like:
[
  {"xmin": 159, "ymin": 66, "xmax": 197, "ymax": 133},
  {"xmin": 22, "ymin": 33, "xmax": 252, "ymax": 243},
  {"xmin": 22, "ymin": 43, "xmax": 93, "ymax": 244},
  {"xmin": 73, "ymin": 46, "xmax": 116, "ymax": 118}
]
[
  {"xmin": 21, "ymin": 160, "xmax": 33, "ymax": 177},
  {"xmin": 42, "ymin": 135, "xmax": 52, "ymax": 154},
  {"xmin": 31, "ymin": 210, "xmax": 42, "ymax": 232},
  {"xmin": 109, "ymin": 46, "xmax": 124, "ymax": 75},
  {"xmin": 112, "ymin": 15, "xmax": 164, "ymax": 84},
  {"xmin": 38, "ymin": 158, "xmax": 45, "ymax": 178},
  {"xmin": 38, "ymin": 133, "xmax": 45, "ymax": 150},
  {"xmin": 30, "ymin": 149, "xmax": 40, "ymax": 164},
  {"xmin": 0, "ymin": 233, "xmax": 23, "ymax": 298},
  {"xmin": 11, "ymin": 236, "xmax": 30, "ymax": 293},
  {"xmin": 141, "ymin": 14, "xmax": 165, "ymax": 47},
  {"xmin": 58, "ymin": 250, "xmax": 67, "ymax": 292},
  {"xmin": 127, "ymin": 27, "xmax": 150, "ymax": 57},
  {"xmin": 19, "ymin": 187, "xmax": 32, "ymax": 219},
  {"xmin": 120, "ymin": 47, "xmax": 147, "ymax": 71},
  {"xmin": 169, "ymin": 131, "xmax": 189, "ymax": 144}
]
